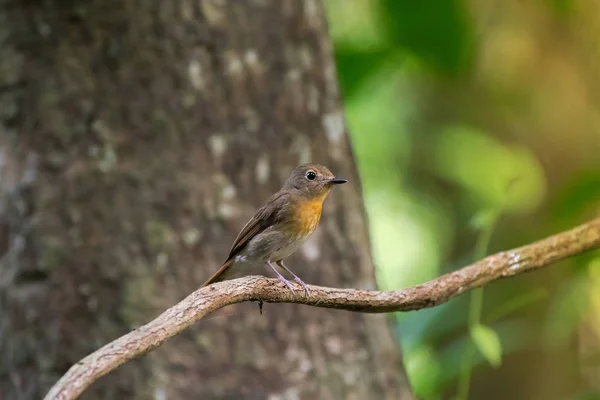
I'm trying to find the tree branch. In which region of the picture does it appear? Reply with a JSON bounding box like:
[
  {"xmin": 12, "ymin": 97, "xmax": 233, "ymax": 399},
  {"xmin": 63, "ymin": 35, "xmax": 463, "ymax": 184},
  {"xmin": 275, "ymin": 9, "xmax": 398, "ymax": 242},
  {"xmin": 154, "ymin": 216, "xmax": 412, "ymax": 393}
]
[{"xmin": 45, "ymin": 217, "xmax": 600, "ymax": 400}]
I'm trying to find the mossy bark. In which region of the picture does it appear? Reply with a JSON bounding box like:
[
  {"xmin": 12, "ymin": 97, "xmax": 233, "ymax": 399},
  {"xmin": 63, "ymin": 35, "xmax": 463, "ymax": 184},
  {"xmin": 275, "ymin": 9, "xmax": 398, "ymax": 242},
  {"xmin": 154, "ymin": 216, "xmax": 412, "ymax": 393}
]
[{"xmin": 0, "ymin": 1, "xmax": 413, "ymax": 399}]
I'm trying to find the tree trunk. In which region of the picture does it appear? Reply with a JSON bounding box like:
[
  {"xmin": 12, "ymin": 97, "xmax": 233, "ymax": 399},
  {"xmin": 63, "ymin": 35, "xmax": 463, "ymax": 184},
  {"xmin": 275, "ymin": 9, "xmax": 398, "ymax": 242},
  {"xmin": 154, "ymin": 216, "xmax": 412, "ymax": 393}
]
[{"xmin": 0, "ymin": 1, "xmax": 413, "ymax": 399}]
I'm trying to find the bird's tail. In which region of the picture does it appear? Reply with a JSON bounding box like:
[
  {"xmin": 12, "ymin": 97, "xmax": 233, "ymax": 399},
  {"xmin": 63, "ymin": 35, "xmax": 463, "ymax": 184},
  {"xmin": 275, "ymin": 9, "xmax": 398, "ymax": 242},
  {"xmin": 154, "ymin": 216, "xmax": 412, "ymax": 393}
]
[{"xmin": 202, "ymin": 258, "xmax": 235, "ymax": 287}]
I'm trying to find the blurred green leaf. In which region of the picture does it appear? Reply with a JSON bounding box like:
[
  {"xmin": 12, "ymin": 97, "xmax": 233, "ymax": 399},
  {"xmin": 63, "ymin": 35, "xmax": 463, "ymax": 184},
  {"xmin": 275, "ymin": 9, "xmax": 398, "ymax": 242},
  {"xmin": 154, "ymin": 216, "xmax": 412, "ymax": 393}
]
[
  {"xmin": 405, "ymin": 344, "xmax": 442, "ymax": 398},
  {"xmin": 469, "ymin": 208, "xmax": 498, "ymax": 231},
  {"xmin": 432, "ymin": 126, "xmax": 546, "ymax": 213},
  {"xmin": 470, "ymin": 324, "xmax": 502, "ymax": 367},
  {"xmin": 379, "ymin": 0, "xmax": 474, "ymax": 74}
]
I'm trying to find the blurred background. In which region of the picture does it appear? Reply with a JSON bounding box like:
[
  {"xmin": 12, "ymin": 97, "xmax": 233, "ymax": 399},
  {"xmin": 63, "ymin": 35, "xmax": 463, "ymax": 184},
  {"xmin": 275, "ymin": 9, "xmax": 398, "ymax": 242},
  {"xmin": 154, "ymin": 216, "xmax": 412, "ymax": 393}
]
[{"xmin": 324, "ymin": 0, "xmax": 600, "ymax": 399}]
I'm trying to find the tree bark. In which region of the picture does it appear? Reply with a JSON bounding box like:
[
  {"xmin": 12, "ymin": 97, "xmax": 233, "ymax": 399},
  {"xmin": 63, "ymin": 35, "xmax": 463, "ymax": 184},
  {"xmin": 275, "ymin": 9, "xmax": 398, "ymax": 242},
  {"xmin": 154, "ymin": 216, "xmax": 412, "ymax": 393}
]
[{"xmin": 0, "ymin": 1, "xmax": 412, "ymax": 399}]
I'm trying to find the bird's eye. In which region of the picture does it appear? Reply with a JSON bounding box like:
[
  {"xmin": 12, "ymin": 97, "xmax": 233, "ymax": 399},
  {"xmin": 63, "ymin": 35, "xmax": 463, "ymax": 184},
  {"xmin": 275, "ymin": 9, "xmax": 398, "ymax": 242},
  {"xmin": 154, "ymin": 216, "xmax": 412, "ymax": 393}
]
[{"xmin": 305, "ymin": 171, "xmax": 316, "ymax": 181}]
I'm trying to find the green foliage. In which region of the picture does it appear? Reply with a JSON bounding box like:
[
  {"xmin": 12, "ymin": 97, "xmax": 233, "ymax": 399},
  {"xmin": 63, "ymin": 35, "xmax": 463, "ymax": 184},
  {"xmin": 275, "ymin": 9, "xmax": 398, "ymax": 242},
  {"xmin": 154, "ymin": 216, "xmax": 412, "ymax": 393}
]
[
  {"xmin": 485, "ymin": 288, "xmax": 548, "ymax": 323},
  {"xmin": 325, "ymin": 0, "xmax": 599, "ymax": 398},
  {"xmin": 334, "ymin": 50, "xmax": 390, "ymax": 98},
  {"xmin": 543, "ymin": 257, "xmax": 600, "ymax": 348},
  {"xmin": 380, "ymin": 0, "xmax": 474, "ymax": 75},
  {"xmin": 405, "ymin": 344, "xmax": 442, "ymax": 397},
  {"xmin": 470, "ymin": 324, "xmax": 502, "ymax": 367},
  {"xmin": 433, "ymin": 126, "xmax": 546, "ymax": 213},
  {"xmin": 458, "ymin": 203, "xmax": 501, "ymax": 400},
  {"xmin": 552, "ymin": 171, "xmax": 600, "ymax": 223}
]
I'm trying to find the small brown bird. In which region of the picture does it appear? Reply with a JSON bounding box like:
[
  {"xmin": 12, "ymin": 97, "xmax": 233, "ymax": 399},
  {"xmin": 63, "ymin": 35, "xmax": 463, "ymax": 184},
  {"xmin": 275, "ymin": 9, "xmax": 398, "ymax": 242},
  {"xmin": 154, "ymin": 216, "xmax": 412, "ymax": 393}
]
[{"xmin": 202, "ymin": 163, "xmax": 347, "ymax": 295}]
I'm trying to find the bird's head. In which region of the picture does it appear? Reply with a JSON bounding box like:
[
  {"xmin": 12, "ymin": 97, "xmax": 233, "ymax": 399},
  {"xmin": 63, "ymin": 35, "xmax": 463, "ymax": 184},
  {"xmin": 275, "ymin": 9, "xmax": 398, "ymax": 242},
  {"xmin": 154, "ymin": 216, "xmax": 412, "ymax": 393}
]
[{"xmin": 283, "ymin": 163, "xmax": 347, "ymax": 199}]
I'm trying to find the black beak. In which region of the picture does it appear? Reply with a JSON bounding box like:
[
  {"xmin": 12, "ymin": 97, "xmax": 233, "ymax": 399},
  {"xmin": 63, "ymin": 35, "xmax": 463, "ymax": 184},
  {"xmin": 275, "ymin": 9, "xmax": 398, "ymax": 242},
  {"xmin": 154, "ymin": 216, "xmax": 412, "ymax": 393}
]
[{"xmin": 330, "ymin": 177, "xmax": 347, "ymax": 185}]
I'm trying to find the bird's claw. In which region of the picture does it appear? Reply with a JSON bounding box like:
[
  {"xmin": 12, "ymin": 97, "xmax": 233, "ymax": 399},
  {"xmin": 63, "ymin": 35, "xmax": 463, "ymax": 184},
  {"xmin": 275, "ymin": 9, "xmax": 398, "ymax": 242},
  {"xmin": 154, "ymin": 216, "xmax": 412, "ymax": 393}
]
[
  {"xmin": 294, "ymin": 277, "xmax": 311, "ymax": 297},
  {"xmin": 276, "ymin": 275, "xmax": 296, "ymax": 295}
]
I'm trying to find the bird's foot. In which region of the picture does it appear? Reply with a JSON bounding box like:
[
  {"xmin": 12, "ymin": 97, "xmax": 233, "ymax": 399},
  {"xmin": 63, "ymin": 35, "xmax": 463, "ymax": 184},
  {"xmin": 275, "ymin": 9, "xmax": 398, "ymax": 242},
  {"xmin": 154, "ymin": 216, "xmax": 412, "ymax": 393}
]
[
  {"xmin": 267, "ymin": 261, "xmax": 296, "ymax": 295},
  {"xmin": 293, "ymin": 277, "xmax": 310, "ymax": 297},
  {"xmin": 276, "ymin": 274, "xmax": 296, "ymax": 295},
  {"xmin": 275, "ymin": 260, "xmax": 310, "ymax": 297}
]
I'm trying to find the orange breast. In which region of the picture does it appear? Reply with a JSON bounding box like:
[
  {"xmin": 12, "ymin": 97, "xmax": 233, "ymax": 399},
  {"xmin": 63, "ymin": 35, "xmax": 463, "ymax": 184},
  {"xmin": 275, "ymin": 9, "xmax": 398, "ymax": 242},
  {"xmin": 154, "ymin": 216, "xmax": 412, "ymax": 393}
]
[{"xmin": 291, "ymin": 197, "xmax": 324, "ymax": 237}]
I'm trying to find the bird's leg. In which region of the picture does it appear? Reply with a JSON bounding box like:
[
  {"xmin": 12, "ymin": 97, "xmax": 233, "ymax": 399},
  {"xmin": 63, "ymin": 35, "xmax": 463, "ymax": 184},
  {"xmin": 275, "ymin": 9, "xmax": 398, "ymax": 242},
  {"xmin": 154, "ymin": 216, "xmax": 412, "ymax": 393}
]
[
  {"xmin": 276, "ymin": 260, "xmax": 310, "ymax": 296},
  {"xmin": 266, "ymin": 261, "xmax": 295, "ymax": 295}
]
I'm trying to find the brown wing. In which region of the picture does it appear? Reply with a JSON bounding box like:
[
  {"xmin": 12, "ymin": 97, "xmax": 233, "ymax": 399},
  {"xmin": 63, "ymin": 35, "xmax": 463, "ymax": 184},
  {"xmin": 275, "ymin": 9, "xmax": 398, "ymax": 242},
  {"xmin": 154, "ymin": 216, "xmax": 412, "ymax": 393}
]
[
  {"xmin": 224, "ymin": 189, "xmax": 289, "ymax": 262},
  {"xmin": 202, "ymin": 190, "xmax": 289, "ymax": 287}
]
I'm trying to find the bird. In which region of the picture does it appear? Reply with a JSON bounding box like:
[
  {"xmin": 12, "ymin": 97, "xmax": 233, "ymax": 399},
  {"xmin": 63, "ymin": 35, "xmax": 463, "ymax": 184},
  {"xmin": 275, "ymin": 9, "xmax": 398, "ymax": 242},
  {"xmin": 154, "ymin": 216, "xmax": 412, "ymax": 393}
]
[{"xmin": 201, "ymin": 163, "xmax": 347, "ymax": 295}]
